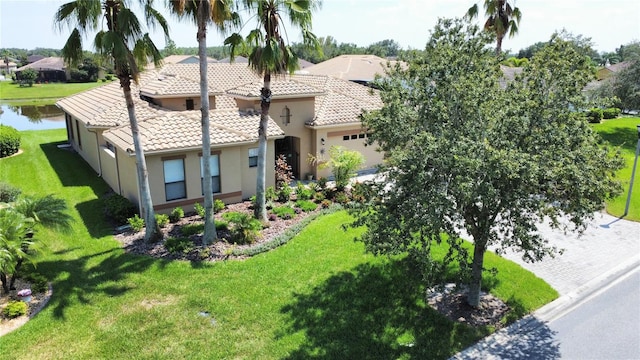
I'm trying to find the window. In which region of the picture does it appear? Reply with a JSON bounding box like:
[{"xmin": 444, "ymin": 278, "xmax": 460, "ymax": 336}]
[
  {"xmin": 280, "ymin": 106, "xmax": 291, "ymax": 125},
  {"xmin": 186, "ymin": 99, "xmax": 194, "ymax": 110},
  {"xmin": 343, "ymin": 135, "xmax": 349, "ymax": 141},
  {"xmin": 201, "ymin": 154, "xmax": 221, "ymax": 194},
  {"xmin": 248, "ymin": 148, "xmax": 258, "ymax": 168},
  {"xmin": 164, "ymin": 158, "xmax": 186, "ymax": 201},
  {"xmin": 358, "ymin": 133, "xmax": 365, "ymax": 139},
  {"xmin": 75, "ymin": 120, "xmax": 82, "ymax": 148},
  {"xmin": 105, "ymin": 141, "xmax": 115, "ymax": 153},
  {"xmin": 351, "ymin": 134, "xmax": 358, "ymax": 140}
]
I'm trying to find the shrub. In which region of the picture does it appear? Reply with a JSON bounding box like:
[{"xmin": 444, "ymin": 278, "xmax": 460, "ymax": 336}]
[
  {"xmin": 3, "ymin": 301, "xmax": 28, "ymax": 319},
  {"xmin": 104, "ymin": 193, "xmax": 136, "ymax": 225},
  {"xmin": 320, "ymin": 199, "xmax": 332, "ymax": 208},
  {"xmin": 213, "ymin": 199, "xmax": 226, "ymax": 213},
  {"xmin": 0, "ymin": 124, "xmax": 21, "ymax": 158},
  {"xmin": 265, "ymin": 186, "xmax": 278, "ymax": 202},
  {"xmin": 317, "ymin": 177, "xmax": 329, "ymax": 190},
  {"xmin": 602, "ymin": 107, "xmax": 621, "ymax": 119},
  {"xmin": 23, "ymin": 272, "xmax": 48, "ymax": 294},
  {"xmin": 586, "ymin": 108, "xmax": 603, "ymax": 123},
  {"xmin": 169, "ymin": 207, "xmax": 184, "ymax": 223},
  {"xmin": 313, "ymin": 191, "xmax": 325, "ymax": 203},
  {"xmin": 295, "ymin": 182, "xmax": 314, "ymax": 200},
  {"xmin": 164, "ymin": 236, "xmax": 193, "ymax": 254},
  {"xmin": 272, "ymin": 205, "xmax": 295, "ymax": 219},
  {"xmin": 334, "ymin": 191, "xmax": 350, "ymax": 204},
  {"xmin": 127, "ymin": 214, "xmax": 145, "ymax": 232},
  {"xmin": 296, "ymin": 199, "xmax": 318, "ymax": 212},
  {"xmin": 155, "ymin": 213, "xmax": 169, "ymax": 228},
  {"xmin": 277, "ymin": 185, "xmax": 292, "ymax": 203},
  {"xmin": 215, "ymin": 220, "xmax": 228, "ymax": 231},
  {"xmin": 105, "ymin": 74, "xmax": 113, "ymax": 81},
  {"xmin": 194, "ymin": 202, "xmax": 205, "ymax": 218},
  {"xmin": 318, "ymin": 146, "xmax": 365, "ymax": 191},
  {"xmin": 181, "ymin": 222, "xmax": 204, "ymax": 236},
  {"xmin": 0, "ymin": 182, "xmax": 21, "ymax": 203},
  {"xmin": 222, "ymin": 211, "xmax": 262, "ymax": 244}
]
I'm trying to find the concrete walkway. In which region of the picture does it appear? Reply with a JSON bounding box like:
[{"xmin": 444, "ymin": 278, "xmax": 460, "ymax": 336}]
[{"xmin": 452, "ymin": 211, "xmax": 640, "ymax": 359}]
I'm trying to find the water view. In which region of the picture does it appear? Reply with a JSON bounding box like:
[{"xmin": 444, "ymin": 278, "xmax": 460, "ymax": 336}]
[{"xmin": 0, "ymin": 104, "xmax": 66, "ymax": 131}]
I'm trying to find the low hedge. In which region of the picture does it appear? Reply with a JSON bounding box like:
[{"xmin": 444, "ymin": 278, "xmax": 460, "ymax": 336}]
[{"xmin": 0, "ymin": 124, "xmax": 20, "ymax": 158}]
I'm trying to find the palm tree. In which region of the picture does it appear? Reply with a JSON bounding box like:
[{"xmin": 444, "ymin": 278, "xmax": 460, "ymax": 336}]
[
  {"xmin": 54, "ymin": 0, "xmax": 170, "ymax": 242},
  {"xmin": 466, "ymin": 0, "xmax": 522, "ymax": 55},
  {"xmin": 225, "ymin": 0, "xmax": 322, "ymax": 222},
  {"xmin": 167, "ymin": 0, "xmax": 238, "ymax": 245},
  {"xmin": 0, "ymin": 194, "xmax": 72, "ymax": 293}
]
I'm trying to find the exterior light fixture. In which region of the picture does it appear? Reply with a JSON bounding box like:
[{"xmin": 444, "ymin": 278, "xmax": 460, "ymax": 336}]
[{"xmin": 321, "ymin": 138, "xmax": 325, "ymax": 145}]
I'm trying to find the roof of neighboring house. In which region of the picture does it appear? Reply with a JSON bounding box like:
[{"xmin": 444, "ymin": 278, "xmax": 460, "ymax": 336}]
[
  {"xmin": 302, "ymin": 54, "xmax": 397, "ymax": 82},
  {"xmin": 605, "ymin": 61, "xmax": 631, "ymax": 73},
  {"xmin": 161, "ymin": 55, "xmax": 217, "ymax": 64},
  {"xmin": 17, "ymin": 57, "xmax": 66, "ymax": 72},
  {"xmin": 27, "ymin": 55, "xmax": 45, "ymax": 63}
]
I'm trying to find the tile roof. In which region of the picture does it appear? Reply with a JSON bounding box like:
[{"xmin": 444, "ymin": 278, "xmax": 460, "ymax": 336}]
[
  {"xmin": 302, "ymin": 54, "xmax": 397, "ymax": 82},
  {"xmin": 226, "ymin": 79, "xmax": 325, "ymax": 99},
  {"xmin": 57, "ymin": 61, "xmax": 382, "ymax": 151},
  {"xmin": 17, "ymin": 57, "xmax": 66, "ymax": 71},
  {"xmin": 103, "ymin": 109, "xmax": 284, "ymax": 154}
]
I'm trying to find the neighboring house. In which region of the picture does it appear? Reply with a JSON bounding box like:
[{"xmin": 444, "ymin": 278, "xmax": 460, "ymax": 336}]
[
  {"xmin": 56, "ymin": 62, "xmax": 383, "ymax": 214},
  {"xmin": 302, "ymin": 54, "xmax": 400, "ymax": 86},
  {"xmin": 596, "ymin": 61, "xmax": 630, "ymax": 81},
  {"xmin": 2, "ymin": 60, "xmax": 18, "ymax": 74},
  {"xmin": 16, "ymin": 57, "xmax": 69, "ymax": 82},
  {"xmin": 162, "ymin": 55, "xmax": 217, "ymax": 64},
  {"xmin": 27, "ymin": 55, "xmax": 45, "ymax": 64}
]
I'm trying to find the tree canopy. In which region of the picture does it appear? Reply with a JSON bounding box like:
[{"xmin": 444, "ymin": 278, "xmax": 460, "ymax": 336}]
[{"xmin": 353, "ymin": 18, "xmax": 624, "ymax": 307}]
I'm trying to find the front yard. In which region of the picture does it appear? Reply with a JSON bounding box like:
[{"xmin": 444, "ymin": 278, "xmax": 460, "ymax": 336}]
[{"xmin": 0, "ymin": 128, "xmax": 573, "ymax": 359}]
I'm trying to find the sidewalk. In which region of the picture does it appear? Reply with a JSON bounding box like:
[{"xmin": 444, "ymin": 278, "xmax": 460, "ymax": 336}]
[{"xmin": 452, "ymin": 211, "xmax": 640, "ymax": 359}]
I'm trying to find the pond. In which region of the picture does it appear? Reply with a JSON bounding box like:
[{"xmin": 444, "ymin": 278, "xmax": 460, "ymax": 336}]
[{"xmin": 0, "ymin": 104, "xmax": 66, "ymax": 131}]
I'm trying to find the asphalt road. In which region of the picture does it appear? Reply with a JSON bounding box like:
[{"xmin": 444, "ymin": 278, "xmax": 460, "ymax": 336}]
[{"xmin": 548, "ymin": 265, "xmax": 640, "ymax": 359}]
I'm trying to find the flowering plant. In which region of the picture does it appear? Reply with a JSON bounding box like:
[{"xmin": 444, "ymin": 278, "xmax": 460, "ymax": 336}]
[{"xmin": 17, "ymin": 289, "xmax": 32, "ymax": 297}]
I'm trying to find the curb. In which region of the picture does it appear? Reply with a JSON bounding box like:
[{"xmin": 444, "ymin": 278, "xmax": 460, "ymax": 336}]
[{"xmin": 451, "ymin": 254, "xmax": 640, "ymax": 359}]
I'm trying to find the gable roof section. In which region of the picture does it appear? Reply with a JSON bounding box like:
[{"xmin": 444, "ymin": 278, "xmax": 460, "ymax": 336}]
[
  {"xmin": 140, "ymin": 73, "xmax": 222, "ymax": 97},
  {"xmin": 17, "ymin": 57, "xmax": 66, "ymax": 71},
  {"xmin": 57, "ymin": 71, "xmax": 164, "ymax": 127},
  {"xmin": 226, "ymin": 79, "xmax": 326, "ymax": 99},
  {"xmin": 103, "ymin": 109, "xmax": 284, "ymax": 154},
  {"xmin": 303, "ymin": 54, "xmax": 396, "ymax": 82}
]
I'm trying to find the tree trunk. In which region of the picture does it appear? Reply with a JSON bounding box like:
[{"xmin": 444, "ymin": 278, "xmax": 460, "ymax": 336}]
[
  {"xmin": 496, "ymin": 35, "xmax": 504, "ymax": 56},
  {"xmin": 0, "ymin": 272, "xmax": 8, "ymax": 294},
  {"xmin": 467, "ymin": 239, "xmax": 487, "ymax": 307},
  {"xmin": 121, "ymin": 77, "xmax": 160, "ymax": 243},
  {"xmin": 8, "ymin": 257, "xmax": 23, "ymax": 290},
  {"xmin": 254, "ymin": 73, "xmax": 271, "ymax": 222},
  {"xmin": 198, "ymin": 1, "xmax": 217, "ymax": 245}
]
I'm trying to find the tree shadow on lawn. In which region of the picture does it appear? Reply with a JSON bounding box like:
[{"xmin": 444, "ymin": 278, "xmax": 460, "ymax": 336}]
[
  {"xmin": 40, "ymin": 141, "xmax": 113, "ymax": 239},
  {"xmin": 596, "ymin": 122, "xmax": 640, "ymax": 152},
  {"xmin": 34, "ymin": 248, "xmax": 164, "ymax": 319},
  {"xmin": 279, "ymin": 258, "xmax": 493, "ymax": 360}
]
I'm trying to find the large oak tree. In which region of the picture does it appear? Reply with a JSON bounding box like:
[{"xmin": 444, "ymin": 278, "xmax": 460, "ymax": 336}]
[{"xmin": 354, "ymin": 18, "xmax": 624, "ymax": 307}]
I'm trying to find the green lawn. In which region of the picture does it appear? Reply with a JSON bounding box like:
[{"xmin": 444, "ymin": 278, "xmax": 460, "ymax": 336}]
[
  {"xmin": 0, "ymin": 130, "xmax": 558, "ymax": 359},
  {"xmin": 0, "ymin": 81, "xmax": 108, "ymax": 103},
  {"xmin": 592, "ymin": 116, "xmax": 640, "ymax": 221}
]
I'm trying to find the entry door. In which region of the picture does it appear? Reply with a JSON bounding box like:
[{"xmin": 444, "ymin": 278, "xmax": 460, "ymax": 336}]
[{"xmin": 275, "ymin": 136, "xmax": 300, "ymax": 180}]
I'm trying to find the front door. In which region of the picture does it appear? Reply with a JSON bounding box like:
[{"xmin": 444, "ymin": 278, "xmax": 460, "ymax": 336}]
[{"xmin": 275, "ymin": 136, "xmax": 300, "ymax": 180}]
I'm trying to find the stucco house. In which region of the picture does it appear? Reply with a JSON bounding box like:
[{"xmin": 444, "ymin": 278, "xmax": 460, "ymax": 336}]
[
  {"xmin": 16, "ymin": 57, "xmax": 69, "ymax": 82},
  {"xmin": 56, "ymin": 62, "xmax": 383, "ymax": 214}
]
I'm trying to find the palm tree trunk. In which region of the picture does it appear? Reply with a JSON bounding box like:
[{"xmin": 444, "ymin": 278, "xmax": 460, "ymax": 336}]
[
  {"xmin": 0, "ymin": 273, "xmax": 8, "ymax": 294},
  {"xmin": 121, "ymin": 77, "xmax": 160, "ymax": 243},
  {"xmin": 496, "ymin": 35, "xmax": 504, "ymax": 56},
  {"xmin": 198, "ymin": 1, "xmax": 217, "ymax": 245},
  {"xmin": 254, "ymin": 72, "xmax": 271, "ymax": 222}
]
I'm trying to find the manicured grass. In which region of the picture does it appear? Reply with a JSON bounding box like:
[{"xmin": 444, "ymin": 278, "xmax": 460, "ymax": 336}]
[
  {"xmin": 0, "ymin": 130, "xmax": 557, "ymax": 359},
  {"xmin": 0, "ymin": 81, "xmax": 108, "ymax": 102},
  {"xmin": 592, "ymin": 116, "xmax": 640, "ymax": 221}
]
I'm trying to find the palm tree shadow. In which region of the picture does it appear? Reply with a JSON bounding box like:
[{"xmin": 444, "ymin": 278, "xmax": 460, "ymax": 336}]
[
  {"xmin": 40, "ymin": 141, "xmax": 114, "ymax": 238},
  {"xmin": 279, "ymin": 258, "xmax": 490, "ymax": 360},
  {"xmin": 34, "ymin": 249, "xmax": 164, "ymax": 319}
]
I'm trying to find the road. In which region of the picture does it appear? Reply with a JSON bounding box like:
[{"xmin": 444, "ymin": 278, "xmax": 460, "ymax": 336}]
[{"xmin": 547, "ymin": 265, "xmax": 640, "ymax": 359}]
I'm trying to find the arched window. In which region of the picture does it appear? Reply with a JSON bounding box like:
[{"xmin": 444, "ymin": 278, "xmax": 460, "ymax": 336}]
[{"xmin": 280, "ymin": 106, "xmax": 291, "ymax": 126}]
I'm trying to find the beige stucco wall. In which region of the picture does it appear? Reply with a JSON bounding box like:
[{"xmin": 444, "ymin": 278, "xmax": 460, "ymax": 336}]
[
  {"xmin": 118, "ymin": 141, "xmax": 279, "ymax": 214},
  {"xmin": 70, "ymin": 120, "xmax": 101, "ymax": 175},
  {"xmin": 99, "ymin": 146, "xmax": 119, "ymax": 193},
  {"xmin": 312, "ymin": 125, "xmax": 384, "ymax": 179}
]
